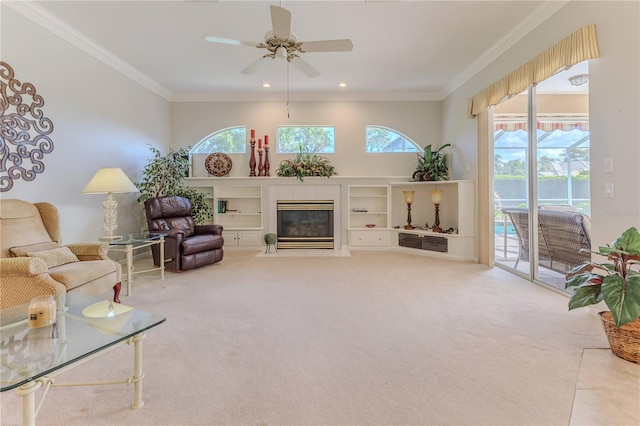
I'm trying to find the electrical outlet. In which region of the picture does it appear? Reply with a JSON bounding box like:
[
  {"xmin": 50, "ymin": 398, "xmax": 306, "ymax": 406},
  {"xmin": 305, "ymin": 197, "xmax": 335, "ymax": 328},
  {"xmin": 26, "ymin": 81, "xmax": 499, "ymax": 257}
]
[
  {"xmin": 604, "ymin": 183, "xmax": 614, "ymax": 197},
  {"xmin": 604, "ymin": 158, "xmax": 614, "ymax": 173}
]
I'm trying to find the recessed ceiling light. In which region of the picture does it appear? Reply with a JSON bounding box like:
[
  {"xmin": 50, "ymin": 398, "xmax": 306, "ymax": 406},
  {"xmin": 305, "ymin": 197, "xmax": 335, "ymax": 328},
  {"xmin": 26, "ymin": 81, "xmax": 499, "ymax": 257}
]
[
  {"xmin": 262, "ymin": 83, "xmax": 271, "ymax": 88},
  {"xmin": 338, "ymin": 83, "xmax": 347, "ymax": 88}
]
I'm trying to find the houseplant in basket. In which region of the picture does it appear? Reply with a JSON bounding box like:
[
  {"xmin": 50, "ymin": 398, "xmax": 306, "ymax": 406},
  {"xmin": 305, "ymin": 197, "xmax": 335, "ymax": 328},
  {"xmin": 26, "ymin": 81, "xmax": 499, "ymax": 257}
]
[{"xmin": 565, "ymin": 226, "xmax": 640, "ymax": 363}]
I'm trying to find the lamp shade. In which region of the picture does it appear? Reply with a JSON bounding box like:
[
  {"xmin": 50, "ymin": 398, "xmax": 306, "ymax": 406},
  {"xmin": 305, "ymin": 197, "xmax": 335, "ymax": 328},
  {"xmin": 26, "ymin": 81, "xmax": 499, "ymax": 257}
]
[
  {"xmin": 431, "ymin": 189, "xmax": 443, "ymax": 204},
  {"xmin": 82, "ymin": 168, "xmax": 138, "ymax": 194},
  {"xmin": 403, "ymin": 190, "xmax": 415, "ymax": 204}
]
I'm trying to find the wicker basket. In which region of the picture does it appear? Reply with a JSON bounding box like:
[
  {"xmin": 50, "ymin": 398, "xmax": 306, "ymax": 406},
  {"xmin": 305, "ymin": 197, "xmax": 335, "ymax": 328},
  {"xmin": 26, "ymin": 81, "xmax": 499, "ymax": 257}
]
[{"xmin": 598, "ymin": 311, "xmax": 640, "ymax": 364}]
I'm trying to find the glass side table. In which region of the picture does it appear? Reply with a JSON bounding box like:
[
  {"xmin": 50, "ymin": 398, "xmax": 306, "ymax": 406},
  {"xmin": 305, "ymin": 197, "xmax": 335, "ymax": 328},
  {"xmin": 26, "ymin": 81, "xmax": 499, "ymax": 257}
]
[{"xmin": 107, "ymin": 233, "xmax": 166, "ymax": 296}]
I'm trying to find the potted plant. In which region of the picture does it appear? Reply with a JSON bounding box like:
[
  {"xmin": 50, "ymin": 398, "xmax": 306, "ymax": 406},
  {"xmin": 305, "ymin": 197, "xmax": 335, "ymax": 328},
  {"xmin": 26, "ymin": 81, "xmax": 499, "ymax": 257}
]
[
  {"xmin": 412, "ymin": 143, "xmax": 451, "ymax": 181},
  {"xmin": 136, "ymin": 145, "xmax": 213, "ymax": 224},
  {"xmin": 276, "ymin": 147, "xmax": 337, "ymax": 182},
  {"xmin": 566, "ymin": 226, "xmax": 640, "ymax": 363}
]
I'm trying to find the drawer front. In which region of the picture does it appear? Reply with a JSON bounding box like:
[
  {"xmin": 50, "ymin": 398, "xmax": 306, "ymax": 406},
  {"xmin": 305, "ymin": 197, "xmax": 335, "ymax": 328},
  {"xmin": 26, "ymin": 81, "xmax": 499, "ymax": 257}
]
[
  {"xmin": 398, "ymin": 232, "xmax": 448, "ymax": 253},
  {"xmin": 350, "ymin": 230, "xmax": 390, "ymax": 247}
]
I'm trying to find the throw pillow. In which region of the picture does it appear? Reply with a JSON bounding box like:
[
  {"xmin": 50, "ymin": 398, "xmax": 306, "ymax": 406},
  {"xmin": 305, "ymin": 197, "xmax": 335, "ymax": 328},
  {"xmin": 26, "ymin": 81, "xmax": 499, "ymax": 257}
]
[
  {"xmin": 10, "ymin": 241, "xmax": 61, "ymax": 257},
  {"xmin": 26, "ymin": 247, "xmax": 80, "ymax": 269}
]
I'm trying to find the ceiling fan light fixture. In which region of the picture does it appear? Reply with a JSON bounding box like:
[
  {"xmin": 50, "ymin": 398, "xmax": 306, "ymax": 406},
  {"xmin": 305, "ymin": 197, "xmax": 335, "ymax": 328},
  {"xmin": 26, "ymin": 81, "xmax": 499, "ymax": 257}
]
[
  {"xmin": 275, "ymin": 46, "xmax": 288, "ymax": 58},
  {"xmin": 262, "ymin": 83, "xmax": 271, "ymax": 88},
  {"xmin": 569, "ymin": 74, "xmax": 589, "ymax": 86},
  {"xmin": 339, "ymin": 83, "xmax": 347, "ymax": 88}
]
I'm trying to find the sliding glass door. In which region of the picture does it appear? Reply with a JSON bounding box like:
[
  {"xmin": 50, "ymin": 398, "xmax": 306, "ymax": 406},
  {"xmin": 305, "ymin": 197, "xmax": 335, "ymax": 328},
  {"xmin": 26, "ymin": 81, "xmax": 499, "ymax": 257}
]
[{"xmin": 494, "ymin": 62, "xmax": 591, "ymax": 290}]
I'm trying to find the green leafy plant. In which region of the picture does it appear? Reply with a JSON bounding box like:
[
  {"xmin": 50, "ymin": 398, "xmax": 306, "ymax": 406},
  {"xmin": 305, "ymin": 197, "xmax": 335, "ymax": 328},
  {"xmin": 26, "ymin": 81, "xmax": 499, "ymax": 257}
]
[
  {"xmin": 276, "ymin": 147, "xmax": 337, "ymax": 182},
  {"xmin": 136, "ymin": 145, "xmax": 213, "ymax": 224},
  {"xmin": 566, "ymin": 227, "xmax": 640, "ymax": 327},
  {"xmin": 412, "ymin": 143, "xmax": 451, "ymax": 181}
]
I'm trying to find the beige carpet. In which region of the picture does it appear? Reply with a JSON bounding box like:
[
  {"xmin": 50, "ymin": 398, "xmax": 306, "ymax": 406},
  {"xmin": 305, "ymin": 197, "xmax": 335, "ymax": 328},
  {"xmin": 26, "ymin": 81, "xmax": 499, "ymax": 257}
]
[{"xmin": 0, "ymin": 250, "xmax": 608, "ymax": 425}]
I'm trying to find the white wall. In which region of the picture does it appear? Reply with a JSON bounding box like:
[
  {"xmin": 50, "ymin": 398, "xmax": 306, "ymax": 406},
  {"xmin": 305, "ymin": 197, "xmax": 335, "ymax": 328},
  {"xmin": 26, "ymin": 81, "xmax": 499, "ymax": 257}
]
[
  {"xmin": 171, "ymin": 100, "xmax": 441, "ymax": 178},
  {"xmin": 1, "ymin": 5, "xmax": 171, "ymax": 243},
  {"xmin": 441, "ymin": 0, "xmax": 640, "ymax": 249}
]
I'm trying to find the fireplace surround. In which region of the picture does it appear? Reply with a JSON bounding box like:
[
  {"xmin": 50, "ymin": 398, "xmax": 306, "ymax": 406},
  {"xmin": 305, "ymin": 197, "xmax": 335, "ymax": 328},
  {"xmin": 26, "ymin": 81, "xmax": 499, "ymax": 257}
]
[{"xmin": 277, "ymin": 200, "xmax": 334, "ymax": 249}]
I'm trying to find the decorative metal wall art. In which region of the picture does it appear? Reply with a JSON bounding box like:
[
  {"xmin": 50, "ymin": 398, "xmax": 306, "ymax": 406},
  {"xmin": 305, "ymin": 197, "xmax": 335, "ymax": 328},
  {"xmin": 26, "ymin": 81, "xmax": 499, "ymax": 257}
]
[{"xmin": 0, "ymin": 61, "xmax": 54, "ymax": 192}]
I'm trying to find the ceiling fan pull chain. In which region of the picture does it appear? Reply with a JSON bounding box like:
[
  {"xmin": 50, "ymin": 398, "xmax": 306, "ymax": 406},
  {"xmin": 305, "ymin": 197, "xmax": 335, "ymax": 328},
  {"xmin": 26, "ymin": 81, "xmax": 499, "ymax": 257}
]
[{"xmin": 286, "ymin": 61, "xmax": 290, "ymax": 119}]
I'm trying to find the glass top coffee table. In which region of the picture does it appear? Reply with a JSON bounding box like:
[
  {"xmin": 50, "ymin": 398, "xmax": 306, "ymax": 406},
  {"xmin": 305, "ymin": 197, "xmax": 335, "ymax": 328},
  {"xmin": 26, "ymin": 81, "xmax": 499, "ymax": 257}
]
[{"xmin": 0, "ymin": 292, "xmax": 166, "ymax": 425}]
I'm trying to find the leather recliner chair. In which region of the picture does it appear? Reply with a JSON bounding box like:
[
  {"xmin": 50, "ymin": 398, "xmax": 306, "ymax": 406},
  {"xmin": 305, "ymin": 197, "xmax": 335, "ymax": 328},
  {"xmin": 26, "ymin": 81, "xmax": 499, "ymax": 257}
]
[{"xmin": 145, "ymin": 196, "xmax": 224, "ymax": 271}]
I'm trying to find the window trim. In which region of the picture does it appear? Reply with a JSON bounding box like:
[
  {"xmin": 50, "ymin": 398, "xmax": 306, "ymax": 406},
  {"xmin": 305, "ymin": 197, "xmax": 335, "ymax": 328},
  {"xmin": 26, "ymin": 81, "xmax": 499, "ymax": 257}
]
[
  {"xmin": 276, "ymin": 125, "xmax": 336, "ymax": 154},
  {"xmin": 190, "ymin": 125, "xmax": 247, "ymax": 154},
  {"xmin": 365, "ymin": 125, "xmax": 420, "ymax": 153}
]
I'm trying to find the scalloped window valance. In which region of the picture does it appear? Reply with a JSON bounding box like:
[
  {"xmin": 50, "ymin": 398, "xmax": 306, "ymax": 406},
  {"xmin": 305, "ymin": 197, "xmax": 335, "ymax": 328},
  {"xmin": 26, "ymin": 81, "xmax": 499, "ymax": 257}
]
[{"xmin": 467, "ymin": 25, "xmax": 599, "ymax": 118}]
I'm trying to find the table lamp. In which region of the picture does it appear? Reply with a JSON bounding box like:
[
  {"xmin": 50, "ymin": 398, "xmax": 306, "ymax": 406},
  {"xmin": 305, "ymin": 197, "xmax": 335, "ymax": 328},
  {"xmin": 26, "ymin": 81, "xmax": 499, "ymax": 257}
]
[
  {"xmin": 83, "ymin": 168, "xmax": 138, "ymax": 241},
  {"xmin": 403, "ymin": 190, "xmax": 415, "ymax": 230},
  {"xmin": 431, "ymin": 189, "xmax": 443, "ymax": 233}
]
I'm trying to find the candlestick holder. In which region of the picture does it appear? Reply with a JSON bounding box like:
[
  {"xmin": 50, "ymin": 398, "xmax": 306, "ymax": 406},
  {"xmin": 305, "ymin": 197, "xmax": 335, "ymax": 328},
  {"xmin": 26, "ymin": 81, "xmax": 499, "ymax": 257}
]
[
  {"xmin": 249, "ymin": 139, "xmax": 257, "ymax": 177},
  {"xmin": 257, "ymin": 150, "xmax": 264, "ymax": 176},
  {"xmin": 264, "ymin": 146, "xmax": 270, "ymax": 176}
]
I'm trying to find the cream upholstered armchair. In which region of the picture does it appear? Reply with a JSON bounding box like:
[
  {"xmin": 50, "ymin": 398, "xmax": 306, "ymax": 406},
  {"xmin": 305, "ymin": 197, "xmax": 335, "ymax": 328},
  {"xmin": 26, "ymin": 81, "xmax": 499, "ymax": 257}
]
[{"xmin": 0, "ymin": 199, "xmax": 122, "ymax": 310}]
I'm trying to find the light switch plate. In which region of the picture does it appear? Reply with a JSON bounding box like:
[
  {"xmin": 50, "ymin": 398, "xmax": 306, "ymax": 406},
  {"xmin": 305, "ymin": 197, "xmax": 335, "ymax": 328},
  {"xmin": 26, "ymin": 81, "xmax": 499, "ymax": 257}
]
[
  {"xmin": 604, "ymin": 158, "xmax": 614, "ymax": 173},
  {"xmin": 604, "ymin": 183, "xmax": 614, "ymax": 197}
]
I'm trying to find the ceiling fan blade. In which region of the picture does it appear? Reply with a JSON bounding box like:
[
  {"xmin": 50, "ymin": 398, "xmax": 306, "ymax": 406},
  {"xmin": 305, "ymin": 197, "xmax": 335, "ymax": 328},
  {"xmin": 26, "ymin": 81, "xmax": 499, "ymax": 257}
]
[
  {"xmin": 290, "ymin": 56, "xmax": 321, "ymax": 78},
  {"xmin": 299, "ymin": 39, "xmax": 354, "ymax": 52},
  {"xmin": 241, "ymin": 56, "xmax": 274, "ymax": 75},
  {"xmin": 205, "ymin": 36, "xmax": 260, "ymax": 48},
  {"xmin": 270, "ymin": 5, "xmax": 291, "ymax": 39}
]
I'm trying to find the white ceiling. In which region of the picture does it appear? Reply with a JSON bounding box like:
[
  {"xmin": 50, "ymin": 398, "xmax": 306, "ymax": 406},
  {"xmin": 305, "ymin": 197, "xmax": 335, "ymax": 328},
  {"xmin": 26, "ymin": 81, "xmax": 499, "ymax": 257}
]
[{"xmin": 18, "ymin": 0, "xmax": 586, "ymax": 102}]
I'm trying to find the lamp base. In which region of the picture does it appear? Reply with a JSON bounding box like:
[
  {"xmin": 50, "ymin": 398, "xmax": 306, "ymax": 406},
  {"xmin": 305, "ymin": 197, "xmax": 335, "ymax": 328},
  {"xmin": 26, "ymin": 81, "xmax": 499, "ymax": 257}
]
[
  {"xmin": 99, "ymin": 235, "xmax": 123, "ymax": 242},
  {"xmin": 404, "ymin": 224, "xmax": 415, "ymax": 230}
]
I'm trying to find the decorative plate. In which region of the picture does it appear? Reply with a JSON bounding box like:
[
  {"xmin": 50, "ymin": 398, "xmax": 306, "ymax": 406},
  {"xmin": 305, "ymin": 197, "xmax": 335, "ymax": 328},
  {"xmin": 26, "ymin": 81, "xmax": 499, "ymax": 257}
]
[{"xmin": 205, "ymin": 153, "xmax": 232, "ymax": 177}]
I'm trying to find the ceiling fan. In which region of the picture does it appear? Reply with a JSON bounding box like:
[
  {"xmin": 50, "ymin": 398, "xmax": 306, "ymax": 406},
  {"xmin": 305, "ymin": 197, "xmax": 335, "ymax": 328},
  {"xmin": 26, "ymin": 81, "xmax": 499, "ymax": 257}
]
[{"xmin": 205, "ymin": 5, "xmax": 353, "ymax": 78}]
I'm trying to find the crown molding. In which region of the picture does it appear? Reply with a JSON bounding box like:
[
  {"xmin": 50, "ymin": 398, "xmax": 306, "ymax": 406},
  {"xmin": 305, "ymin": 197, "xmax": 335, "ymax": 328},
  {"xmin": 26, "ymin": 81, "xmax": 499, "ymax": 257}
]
[
  {"xmin": 440, "ymin": 0, "xmax": 570, "ymax": 99},
  {"xmin": 171, "ymin": 90, "xmax": 442, "ymax": 103},
  {"xmin": 5, "ymin": 0, "xmax": 173, "ymax": 101},
  {"xmin": 7, "ymin": 0, "xmax": 568, "ymax": 104}
]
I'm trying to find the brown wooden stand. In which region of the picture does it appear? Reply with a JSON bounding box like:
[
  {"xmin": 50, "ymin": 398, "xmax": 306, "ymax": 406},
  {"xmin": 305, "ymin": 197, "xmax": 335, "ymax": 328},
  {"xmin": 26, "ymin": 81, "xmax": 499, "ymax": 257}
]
[
  {"xmin": 249, "ymin": 139, "xmax": 256, "ymax": 176},
  {"xmin": 257, "ymin": 150, "xmax": 264, "ymax": 176},
  {"xmin": 264, "ymin": 146, "xmax": 270, "ymax": 176}
]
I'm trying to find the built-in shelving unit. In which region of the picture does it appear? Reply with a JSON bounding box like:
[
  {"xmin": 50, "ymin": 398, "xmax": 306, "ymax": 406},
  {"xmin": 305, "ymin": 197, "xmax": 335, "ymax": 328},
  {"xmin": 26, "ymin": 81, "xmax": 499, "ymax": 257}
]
[
  {"xmin": 348, "ymin": 185, "xmax": 390, "ymax": 229},
  {"xmin": 184, "ymin": 177, "xmax": 476, "ymax": 260},
  {"xmin": 213, "ymin": 185, "xmax": 262, "ymax": 230},
  {"xmin": 389, "ymin": 180, "xmax": 476, "ymax": 261},
  {"xmin": 347, "ymin": 185, "xmax": 390, "ymax": 249},
  {"xmin": 214, "ymin": 185, "xmax": 263, "ymax": 246},
  {"xmin": 184, "ymin": 180, "xmax": 264, "ymax": 247}
]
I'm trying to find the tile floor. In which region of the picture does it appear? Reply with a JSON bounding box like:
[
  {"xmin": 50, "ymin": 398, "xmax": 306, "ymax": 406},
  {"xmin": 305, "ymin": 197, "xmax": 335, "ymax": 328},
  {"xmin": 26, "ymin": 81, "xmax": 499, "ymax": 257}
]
[{"xmin": 570, "ymin": 349, "xmax": 640, "ymax": 425}]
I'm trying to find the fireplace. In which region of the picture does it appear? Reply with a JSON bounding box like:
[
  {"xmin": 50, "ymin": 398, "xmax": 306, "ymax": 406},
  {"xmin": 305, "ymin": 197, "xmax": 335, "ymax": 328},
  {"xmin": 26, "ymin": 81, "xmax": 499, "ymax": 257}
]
[{"xmin": 277, "ymin": 200, "xmax": 334, "ymax": 249}]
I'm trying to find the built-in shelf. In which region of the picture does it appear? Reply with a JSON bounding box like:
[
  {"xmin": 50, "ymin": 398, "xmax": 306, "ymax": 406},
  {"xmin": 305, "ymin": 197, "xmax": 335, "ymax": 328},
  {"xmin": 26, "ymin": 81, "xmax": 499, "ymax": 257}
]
[
  {"xmin": 184, "ymin": 177, "xmax": 476, "ymax": 260},
  {"xmin": 389, "ymin": 180, "xmax": 476, "ymax": 261}
]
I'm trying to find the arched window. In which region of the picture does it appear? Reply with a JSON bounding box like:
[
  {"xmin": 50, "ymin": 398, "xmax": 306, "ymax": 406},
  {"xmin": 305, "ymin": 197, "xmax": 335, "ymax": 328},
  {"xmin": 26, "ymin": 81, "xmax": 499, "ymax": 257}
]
[
  {"xmin": 365, "ymin": 126, "xmax": 420, "ymax": 152},
  {"xmin": 191, "ymin": 126, "xmax": 246, "ymax": 154}
]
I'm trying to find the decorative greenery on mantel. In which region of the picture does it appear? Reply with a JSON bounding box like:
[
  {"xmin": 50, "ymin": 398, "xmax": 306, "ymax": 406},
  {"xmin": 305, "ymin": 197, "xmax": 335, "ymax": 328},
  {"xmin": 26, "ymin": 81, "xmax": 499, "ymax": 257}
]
[
  {"xmin": 412, "ymin": 144, "xmax": 451, "ymax": 182},
  {"xmin": 276, "ymin": 149, "xmax": 337, "ymax": 182}
]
